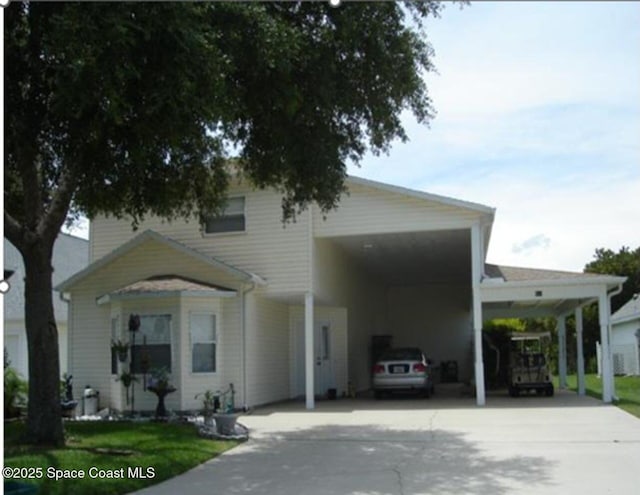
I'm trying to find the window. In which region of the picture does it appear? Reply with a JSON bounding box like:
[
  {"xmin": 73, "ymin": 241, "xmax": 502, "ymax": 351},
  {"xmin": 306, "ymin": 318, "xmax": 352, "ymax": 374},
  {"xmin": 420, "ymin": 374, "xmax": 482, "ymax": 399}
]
[
  {"xmin": 204, "ymin": 197, "xmax": 245, "ymax": 234},
  {"xmin": 130, "ymin": 315, "xmax": 172, "ymax": 373},
  {"xmin": 191, "ymin": 313, "xmax": 216, "ymax": 373}
]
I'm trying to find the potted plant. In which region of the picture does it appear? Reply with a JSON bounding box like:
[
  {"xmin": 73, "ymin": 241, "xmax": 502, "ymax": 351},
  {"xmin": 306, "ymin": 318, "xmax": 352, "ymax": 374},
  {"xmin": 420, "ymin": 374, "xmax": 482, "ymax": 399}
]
[
  {"xmin": 195, "ymin": 389, "xmax": 219, "ymax": 427},
  {"xmin": 111, "ymin": 339, "xmax": 130, "ymax": 363}
]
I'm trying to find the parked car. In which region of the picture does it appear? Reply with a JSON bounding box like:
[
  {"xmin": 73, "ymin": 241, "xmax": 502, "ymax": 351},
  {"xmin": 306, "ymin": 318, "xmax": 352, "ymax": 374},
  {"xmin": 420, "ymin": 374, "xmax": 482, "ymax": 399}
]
[{"xmin": 372, "ymin": 347, "xmax": 434, "ymax": 398}]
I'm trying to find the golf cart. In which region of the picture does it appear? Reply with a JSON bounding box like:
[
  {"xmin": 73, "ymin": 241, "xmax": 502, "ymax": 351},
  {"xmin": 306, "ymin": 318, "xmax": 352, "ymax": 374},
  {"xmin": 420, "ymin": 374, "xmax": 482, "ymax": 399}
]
[{"xmin": 508, "ymin": 332, "xmax": 554, "ymax": 397}]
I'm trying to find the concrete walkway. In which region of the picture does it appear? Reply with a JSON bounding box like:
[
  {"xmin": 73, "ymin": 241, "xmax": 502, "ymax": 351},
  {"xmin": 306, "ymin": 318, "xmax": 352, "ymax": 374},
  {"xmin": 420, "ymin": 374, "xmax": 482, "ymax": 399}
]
[{"xmin": 132, "ymin": 391, "xmax": 640, "ymax": 495}]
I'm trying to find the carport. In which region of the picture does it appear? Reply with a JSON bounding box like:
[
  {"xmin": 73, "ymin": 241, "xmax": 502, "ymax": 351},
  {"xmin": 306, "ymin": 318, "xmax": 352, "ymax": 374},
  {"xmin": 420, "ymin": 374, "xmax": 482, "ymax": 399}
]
[
  {"xmin": 309, "ymin": 222, "xmax": 626, "ymax": 409},
  {"xmin": 474, "ymin": 260, "xmax": 626, "ymax": 405}
]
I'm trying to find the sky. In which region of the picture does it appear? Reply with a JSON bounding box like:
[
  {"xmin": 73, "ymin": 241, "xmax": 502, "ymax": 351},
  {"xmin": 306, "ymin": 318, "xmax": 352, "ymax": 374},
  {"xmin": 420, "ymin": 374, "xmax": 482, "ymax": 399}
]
[
  {"xmin": 348, "ymin": 1, "xmax": 640, "ymax": 272},
  {"xmin": 56, "ymin": 2, "xmax": 639, "ymax": 273}
]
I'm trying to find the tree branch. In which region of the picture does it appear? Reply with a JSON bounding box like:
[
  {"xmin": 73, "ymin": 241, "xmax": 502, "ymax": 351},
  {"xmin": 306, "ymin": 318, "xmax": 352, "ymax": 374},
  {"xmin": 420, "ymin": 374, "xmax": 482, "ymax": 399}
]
[
  {"xmin": 4, "ymin": 211, "xmax": 25, "ymax": 252},
  {"xmin": 39, "ymin": 167, "xmax": 77, "ymax": 245}
]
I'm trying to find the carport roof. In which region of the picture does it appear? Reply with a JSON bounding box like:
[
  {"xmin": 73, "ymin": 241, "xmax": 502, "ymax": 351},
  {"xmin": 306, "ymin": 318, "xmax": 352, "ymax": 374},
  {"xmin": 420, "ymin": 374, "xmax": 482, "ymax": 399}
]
[
  {"xmin": 484, "ymin": 264, "xmax": 622, "ymax": 285},
  {"xmin": 481, "ymin": 263, "xmax": 626, "ymax": 319}
]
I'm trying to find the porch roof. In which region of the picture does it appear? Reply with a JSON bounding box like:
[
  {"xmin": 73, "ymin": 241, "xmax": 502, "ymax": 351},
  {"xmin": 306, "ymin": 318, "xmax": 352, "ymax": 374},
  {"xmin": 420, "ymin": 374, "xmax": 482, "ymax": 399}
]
[{"xmin": 97, "ymin": 275, "xmax": 236, "ymax": 305}]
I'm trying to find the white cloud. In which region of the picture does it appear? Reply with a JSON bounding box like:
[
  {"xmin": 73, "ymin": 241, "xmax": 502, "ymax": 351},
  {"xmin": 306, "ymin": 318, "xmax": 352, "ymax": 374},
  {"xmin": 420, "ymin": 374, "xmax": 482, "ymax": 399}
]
[{"xmin": 512, "ymin": 234, "xmax": 551, "ymax": 255}]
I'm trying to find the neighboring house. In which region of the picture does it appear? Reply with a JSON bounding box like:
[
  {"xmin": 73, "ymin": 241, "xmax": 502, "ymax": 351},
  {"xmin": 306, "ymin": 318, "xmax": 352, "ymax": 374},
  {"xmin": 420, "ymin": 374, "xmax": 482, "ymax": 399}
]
[
  {"xmin": 4, "ymin": 234, "xmax": 89, "ymax": 379},
  {"xmin": 57, "ymin": 176, "xmax": 625, "ymax": 413},
  {"xmin": 611, "ymin": 294, "xmax": 640, "ymax": 375}
]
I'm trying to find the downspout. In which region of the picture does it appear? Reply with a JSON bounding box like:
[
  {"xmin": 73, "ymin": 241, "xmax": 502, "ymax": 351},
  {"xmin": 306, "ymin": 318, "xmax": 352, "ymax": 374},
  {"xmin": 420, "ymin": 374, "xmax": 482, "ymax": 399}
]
[
  {"xmin": 240, "ymin": 281, "xmax": 257, "ymax": 412},
  {"xmin": 607, "ymin": 283, "xmax": 623, "ymax": 401}
]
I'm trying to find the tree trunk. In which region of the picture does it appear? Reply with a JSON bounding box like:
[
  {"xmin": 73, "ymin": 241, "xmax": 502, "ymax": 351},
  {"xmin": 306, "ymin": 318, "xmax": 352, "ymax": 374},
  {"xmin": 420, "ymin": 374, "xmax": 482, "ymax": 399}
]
[{"xmin": 23, "ymin": 243, "xmax": 65, "ymax": 446}]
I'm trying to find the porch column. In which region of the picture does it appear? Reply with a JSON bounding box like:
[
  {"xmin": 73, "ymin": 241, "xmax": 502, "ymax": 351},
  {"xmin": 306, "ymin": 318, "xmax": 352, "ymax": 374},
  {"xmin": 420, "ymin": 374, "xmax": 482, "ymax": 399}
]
[
  {"xmin": 557, "ymin": 316, "xmax": 567, "ymax": 389},
  {"xmin": 471, "ymin": 224, "xmax": 486, "ymax": 406},
  {"xmin": 305, "ymin": 291, "xmax": 315, "ymax": 410},
  {"xmin": 598, "ymin": 290, "xmax": 613, "ymax": 403},
  {"xmin": 575, "ymin": 306, "xmax": 586, "ymax": 396}
]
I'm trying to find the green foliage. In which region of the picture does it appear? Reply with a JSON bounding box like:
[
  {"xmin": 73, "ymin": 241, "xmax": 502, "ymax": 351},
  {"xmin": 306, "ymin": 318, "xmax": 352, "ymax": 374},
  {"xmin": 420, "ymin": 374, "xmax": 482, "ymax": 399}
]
[
  {"xmin": 585, "ymin": 246, "xmax": 640, "ymax": 312},
  {"xmin": 4, "ymin": 421, "xmax": 238, "ymax": 495},
  {"xmin": 4, "ymin": 366, "xmax": 28, "ymax": 419},
  {"xmin": 5, "ymin": 1, "xmax": 446, "ymax": 227}
]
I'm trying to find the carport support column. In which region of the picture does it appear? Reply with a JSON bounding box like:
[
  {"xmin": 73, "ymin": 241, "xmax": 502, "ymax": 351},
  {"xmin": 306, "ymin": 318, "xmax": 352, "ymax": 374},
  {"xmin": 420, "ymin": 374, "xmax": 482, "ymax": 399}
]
[
  {"xmin": 575, "ymin": 307, "xmax": 586, "ymax": 396},
  {"xmin": 305, "ymin": 291, "xmax": 315, "ymax": 410},
  {"xmin": 598, "ymin": 291, "xmax": 613, "ymax": 403},
  {"xmin": 471, "ymin": 224, "xmax": 486, "ymax": 406},
  {"xmin": 557, "ymin": 316, "xmax": 568, "ymax": 389}
]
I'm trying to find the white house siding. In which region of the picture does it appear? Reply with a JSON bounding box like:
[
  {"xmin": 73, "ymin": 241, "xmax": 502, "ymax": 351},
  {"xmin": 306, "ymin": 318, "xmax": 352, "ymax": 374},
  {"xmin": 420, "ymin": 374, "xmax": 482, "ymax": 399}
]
[
  {"xmin": 612, "ymin": 320, "xmax": 640, "ymax": 375},
  {"xmin": 245, "ymin": 292, "xmax": 290, "ymax": 406},
  {"xmin": 313, "ymin": 181, "xmax": 483, "ymax": 238},
  {"xmin": 67, "ymin": 237, "xmax": 245, "ymax": 412},
  {"xmin": 313, "ymin": 239, "xmax": 387, "ymax": 392},
  {"xmin": 3, "ymin": 322, "xmax": 68, "ymax": 379},
  {"xmin": 386, "ymin": 285, "xmax": 473, "ymax": 382},
  {"xmin": 289, "ymin": 305, "xmax": 348, "ymax": 398},
  {"xmin": 89, "ymin": 184, "xmax": 310, "ymax": 297}
]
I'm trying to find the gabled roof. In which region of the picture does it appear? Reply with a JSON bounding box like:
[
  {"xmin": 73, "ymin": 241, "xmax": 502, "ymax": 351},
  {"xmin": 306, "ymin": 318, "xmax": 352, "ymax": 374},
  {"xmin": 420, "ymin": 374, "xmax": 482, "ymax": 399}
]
[
  {"xmin": 612, "ymin": 294, "xmax": 640, "ymax": 324},
  {"xmin": 56, "ymin": 230, "xmax": 265, "ymax": 292},
  {"xmin": 347, "ymin": 175, "xmax": 496, "ymax": 216}
]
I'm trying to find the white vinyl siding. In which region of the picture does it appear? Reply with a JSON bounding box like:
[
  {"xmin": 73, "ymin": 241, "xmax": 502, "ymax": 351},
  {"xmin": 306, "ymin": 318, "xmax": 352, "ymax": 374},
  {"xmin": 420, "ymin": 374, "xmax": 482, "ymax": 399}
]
[
  {"xmin": 190, "ymin": 313, "xmax": 217, "ymax": 373},
  {"xmin": 245, "ymin": 293, "xmax": 290, "ymax": 406},
  {"xmin": 314, "ymin": 181, "xmax": 484, "ymax": 238},
  {"xmin": 90, "ymin": 185, "xmax": 310, "ymax": 296}
]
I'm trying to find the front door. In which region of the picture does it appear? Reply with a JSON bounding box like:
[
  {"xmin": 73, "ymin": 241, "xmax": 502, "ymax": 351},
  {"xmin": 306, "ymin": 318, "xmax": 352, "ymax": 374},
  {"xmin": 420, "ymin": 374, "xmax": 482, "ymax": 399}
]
[
  {"xmin": 295, "ymin": 320, "xmax": 334, "ymax": 398},
  {"xmin": 314, "ymin": 322, "xmax": 333, "ymax": 396}
]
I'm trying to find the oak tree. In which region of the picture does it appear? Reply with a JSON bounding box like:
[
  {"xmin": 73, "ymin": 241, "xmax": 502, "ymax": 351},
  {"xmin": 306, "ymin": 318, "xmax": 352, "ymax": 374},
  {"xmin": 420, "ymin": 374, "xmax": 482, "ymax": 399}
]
[{"xmin": 5, "ymin": 1, "xmax": 448, "ymax": 444}]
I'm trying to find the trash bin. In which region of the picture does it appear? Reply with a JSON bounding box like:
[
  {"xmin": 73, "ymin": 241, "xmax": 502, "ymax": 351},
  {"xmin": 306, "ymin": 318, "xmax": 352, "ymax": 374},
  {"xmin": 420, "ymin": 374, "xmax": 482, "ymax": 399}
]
[{"xmin": 83, "ymin": 385, "xmax": 99, "ymax": 416}]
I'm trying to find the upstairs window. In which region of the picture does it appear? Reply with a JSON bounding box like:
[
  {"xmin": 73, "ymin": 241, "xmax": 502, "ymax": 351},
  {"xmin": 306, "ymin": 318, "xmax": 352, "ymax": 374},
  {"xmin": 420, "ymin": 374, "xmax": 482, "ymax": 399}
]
[{"xmin": 204, "ymin": 197, "xmax": 245, "ymax": 234}]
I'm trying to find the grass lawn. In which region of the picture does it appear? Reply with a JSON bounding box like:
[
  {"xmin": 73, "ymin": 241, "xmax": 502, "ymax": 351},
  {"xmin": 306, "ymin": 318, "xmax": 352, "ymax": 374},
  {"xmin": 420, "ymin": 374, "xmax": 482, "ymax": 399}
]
[
  {"xmin": 3, "ymin": 420, "xmax": 239, "ymax": 495},
  {"xmin": 562, "ymin": 374, "xmax": 640, "ymax": 419}
]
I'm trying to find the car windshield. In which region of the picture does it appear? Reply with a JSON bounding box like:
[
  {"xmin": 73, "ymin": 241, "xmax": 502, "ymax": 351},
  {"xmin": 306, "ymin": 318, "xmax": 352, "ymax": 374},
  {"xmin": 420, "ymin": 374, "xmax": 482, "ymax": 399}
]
[{"xmin": 379, "ymin": 348, "xmax": 422, "ymax": 361}]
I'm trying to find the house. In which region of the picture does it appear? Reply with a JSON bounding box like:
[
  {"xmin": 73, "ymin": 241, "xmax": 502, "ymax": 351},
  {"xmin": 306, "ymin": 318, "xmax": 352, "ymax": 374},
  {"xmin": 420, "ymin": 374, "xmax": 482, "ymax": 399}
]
[
  {"xmin": 56, "ymin": 176, "xmax": 626, "ymax": 413},
  {"xmin": 3, "ymin": 234, "xmax": 89, "ymax": 379},
  {"xmin": 611, "ymin": 294, "xmax": 640, "ymax": 375}
]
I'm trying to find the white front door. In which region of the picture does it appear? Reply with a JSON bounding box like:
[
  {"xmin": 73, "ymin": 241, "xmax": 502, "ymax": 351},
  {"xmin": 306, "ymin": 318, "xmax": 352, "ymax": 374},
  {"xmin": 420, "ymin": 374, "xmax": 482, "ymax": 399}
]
[
  {"xmin": 314, "ymin": 322, "xmax": 333, "ymax": 396},
  {"xmin": 295, "ymin": 320, "xmax": 334, "ymax": 398}
]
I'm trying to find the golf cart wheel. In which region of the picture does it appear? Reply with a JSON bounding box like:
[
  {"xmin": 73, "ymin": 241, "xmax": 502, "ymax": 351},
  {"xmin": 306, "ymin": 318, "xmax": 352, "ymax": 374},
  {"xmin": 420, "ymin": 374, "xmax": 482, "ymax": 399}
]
[{"xmin": 545, "ymin": 384, "xmax": 554, "ymax": 397}]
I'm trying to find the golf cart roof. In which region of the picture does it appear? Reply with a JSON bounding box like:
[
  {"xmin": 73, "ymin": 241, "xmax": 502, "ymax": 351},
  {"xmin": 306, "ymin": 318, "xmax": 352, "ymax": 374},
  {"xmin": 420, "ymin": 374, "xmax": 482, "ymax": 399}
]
[{"xmin": 510, "ymin": 332, "xmax": 552, "ymax": 341}]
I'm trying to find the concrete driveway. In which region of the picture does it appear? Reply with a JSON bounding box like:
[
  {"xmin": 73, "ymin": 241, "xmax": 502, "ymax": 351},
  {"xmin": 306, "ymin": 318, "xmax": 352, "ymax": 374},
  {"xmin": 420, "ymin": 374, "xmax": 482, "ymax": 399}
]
[{"xmin": 133, "ymin": 391, "xmax": 640, "ymax": 495}]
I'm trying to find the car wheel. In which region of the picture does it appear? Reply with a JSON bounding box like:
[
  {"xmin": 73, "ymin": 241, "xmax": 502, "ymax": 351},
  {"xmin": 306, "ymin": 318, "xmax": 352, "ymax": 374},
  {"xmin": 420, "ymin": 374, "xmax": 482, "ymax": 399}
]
[
  {"xmin": 545, "ymin": 384, "xmax": 554, "ymax": 397},
  {"xmin": 509, "ymin": 386, "xmax": 520, "ymax": 397},
  {"xmin": 423, "ymin": 387, "xmax": 431, "ymax": 399},
  {"xmin": 374, "ymin": 390, "xmax": 383, "ymax": 400}
]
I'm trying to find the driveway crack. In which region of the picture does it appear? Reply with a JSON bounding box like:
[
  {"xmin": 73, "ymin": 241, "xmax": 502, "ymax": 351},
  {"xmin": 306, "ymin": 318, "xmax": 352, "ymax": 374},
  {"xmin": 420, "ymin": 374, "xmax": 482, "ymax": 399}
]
[{"xmin": 392, "ymin": 466, "xmax": 404, "ymax": 495}]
